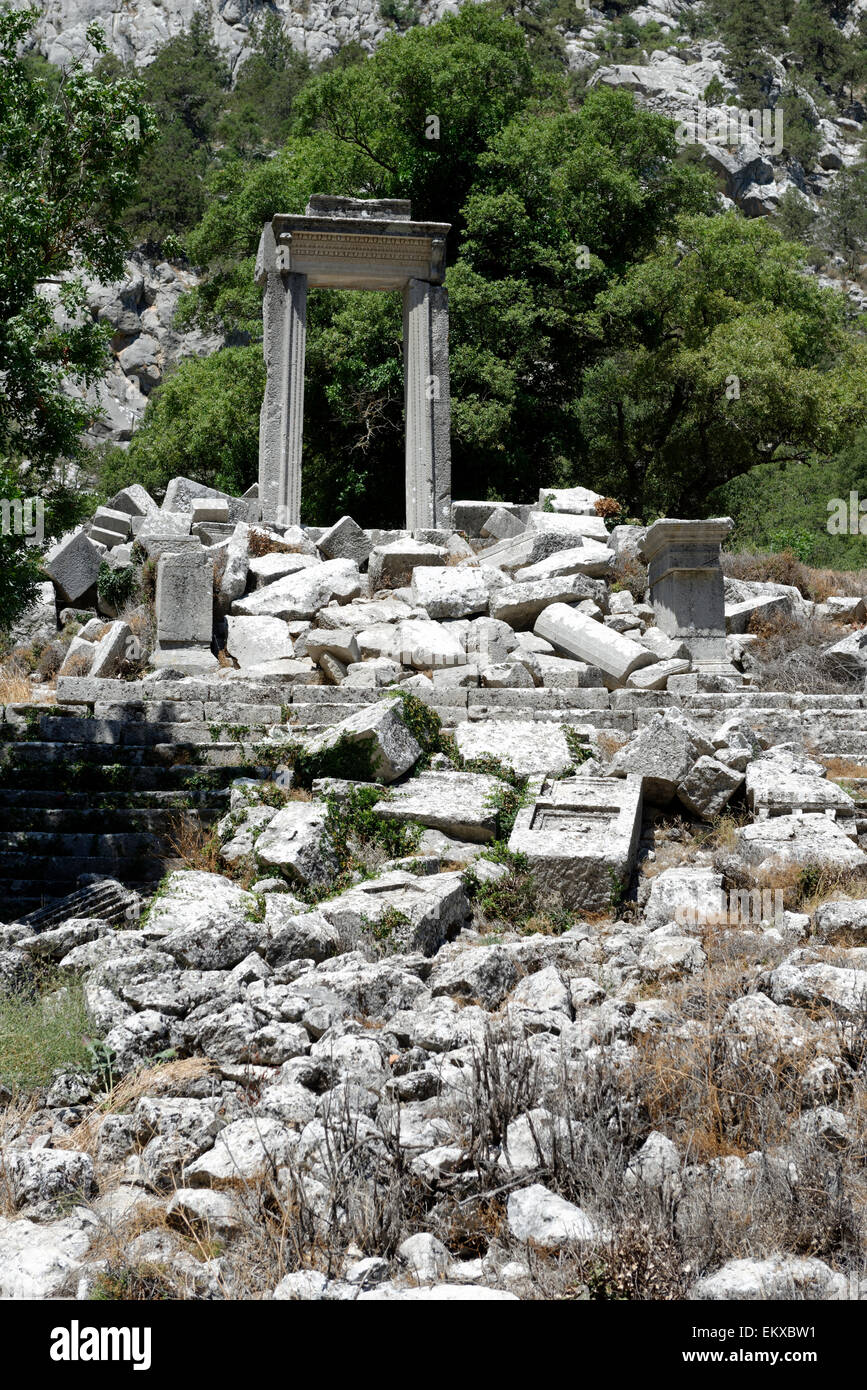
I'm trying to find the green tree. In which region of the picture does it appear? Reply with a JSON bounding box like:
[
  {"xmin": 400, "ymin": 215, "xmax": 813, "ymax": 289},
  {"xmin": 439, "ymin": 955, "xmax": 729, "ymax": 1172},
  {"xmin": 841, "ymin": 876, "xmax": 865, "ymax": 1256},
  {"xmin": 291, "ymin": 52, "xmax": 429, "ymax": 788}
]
[
  {"xmin": 217, "ymin": 13, "xmax": 311, "ymax": 159},
  {"xmin": 121, "ymin": 14, "xmax": 230, "ymax": 250},
  {"xmin": 577, "ymin": 213, "xmax": 867, "ymax": 516},
  {"xmin": 448, "ymin": 88, "xmax": 715, "ymax": 499},
  {"xmin": 0, "ymin": 7, "xmax": 154, "ymax": 630},
  {"xmin": 822, "ymin": 162, "xmax": 867, "ymax": 268},
  {"xmin": 98, "ymin": 346, "xmax": 265, "ymax": 502},
  {"xmin": 789, "ymin": 0, "xmax": 847, "ymax": 90},
  {"xmin": 707, "ymin": 0, "xmax": 784, "ymax": 105}
]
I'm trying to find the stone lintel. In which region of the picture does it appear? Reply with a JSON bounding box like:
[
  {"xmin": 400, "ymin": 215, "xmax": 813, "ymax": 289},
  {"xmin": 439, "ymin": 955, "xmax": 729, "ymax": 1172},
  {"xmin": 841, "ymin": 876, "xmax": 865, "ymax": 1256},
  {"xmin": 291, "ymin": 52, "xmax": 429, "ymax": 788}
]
[{"xmin": 270, "ymin": 213, "xmax": 451, "ymax": 289}]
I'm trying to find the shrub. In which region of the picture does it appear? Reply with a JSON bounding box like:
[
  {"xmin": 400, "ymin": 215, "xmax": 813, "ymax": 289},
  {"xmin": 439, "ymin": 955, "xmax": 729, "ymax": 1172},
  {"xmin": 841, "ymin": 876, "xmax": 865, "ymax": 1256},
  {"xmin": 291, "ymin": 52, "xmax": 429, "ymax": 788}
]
[{"xmin": 97, "ymin": 561, "xmax": 138, "ymax": 612}]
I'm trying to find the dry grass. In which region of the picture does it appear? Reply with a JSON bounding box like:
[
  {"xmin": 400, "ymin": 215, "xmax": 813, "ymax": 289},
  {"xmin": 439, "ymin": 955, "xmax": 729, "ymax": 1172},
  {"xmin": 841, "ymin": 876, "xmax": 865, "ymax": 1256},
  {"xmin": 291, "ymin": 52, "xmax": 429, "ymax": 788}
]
[
  {"xmin": 596, "ymin": 730, "xmax": 630, "ymax": 761},
  {"xmin": 716, "ymin": 854, "xmax": 867, "ymax": 915},
  {"xmin": 56, "ymin": 1058, "xmax": 217, "ymax": 1158},
  {"xmin": 745, "ymin": 610, "xmax": 860, "ymax": 693},
  {"xmin": 822, "ymin": 755, "xmax": 867, "ymax": 781},
  {"xmin": 248, "ymin": 528, "xmax": 292, "ymax": 558},
  {"xmin": 723, "ymin": 548, "xmax": 867, "ymax": 604},
  {"xmin": 165, "ymin": 814, "xmax": 223, "ymax": 874},
  {"xmin": 0, "ymin": 662, "xmax": 34, "ymax": 702},
  {"xmin": 609, "ymin": 552, "xmax": 647, "ymax": 602}
]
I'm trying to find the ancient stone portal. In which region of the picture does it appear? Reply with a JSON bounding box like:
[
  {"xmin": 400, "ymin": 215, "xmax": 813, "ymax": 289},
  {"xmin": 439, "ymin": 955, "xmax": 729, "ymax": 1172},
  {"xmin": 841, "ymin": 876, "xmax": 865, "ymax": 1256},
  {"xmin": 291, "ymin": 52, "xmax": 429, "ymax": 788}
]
[{"xmin": 256, "ymin": 196, "xmax": 452, "ymax": 531}]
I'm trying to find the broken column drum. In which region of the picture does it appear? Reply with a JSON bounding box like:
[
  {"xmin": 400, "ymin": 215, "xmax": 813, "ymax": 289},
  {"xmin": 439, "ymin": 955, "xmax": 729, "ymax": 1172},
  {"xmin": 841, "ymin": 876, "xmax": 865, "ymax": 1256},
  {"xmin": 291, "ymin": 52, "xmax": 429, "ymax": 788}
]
[
  {"xmin": 640, "ymin": 517, "xmax": 738, "ymax": 677},
  {"xmin": 256, "ymin": 196, "xmax": 452, "ymax": 531}
]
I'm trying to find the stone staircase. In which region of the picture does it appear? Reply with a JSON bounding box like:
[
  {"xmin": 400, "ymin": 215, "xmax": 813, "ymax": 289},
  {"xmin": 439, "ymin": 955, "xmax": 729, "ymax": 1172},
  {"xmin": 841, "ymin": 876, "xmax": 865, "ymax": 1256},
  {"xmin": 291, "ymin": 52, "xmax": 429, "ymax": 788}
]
[
  {"xmin": 0, "ymin": 678, "xmax": 293, "ymax": 922},
  {"xmin": 4, "ymin": 675, "xmax": 867, "ymax": 921}
]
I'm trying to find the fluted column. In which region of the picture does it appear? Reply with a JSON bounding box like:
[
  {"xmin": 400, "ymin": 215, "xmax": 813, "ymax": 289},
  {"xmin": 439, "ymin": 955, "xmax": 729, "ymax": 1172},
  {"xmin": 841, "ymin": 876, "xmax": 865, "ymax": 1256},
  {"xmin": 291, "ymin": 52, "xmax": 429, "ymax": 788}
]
[
  {"xmin": 403, "ymin": 278, "xmax": 451, "ymax": 530},
  {"xmin": 255, "ymin": 222, "xmax": 307, "ymax": 527}
]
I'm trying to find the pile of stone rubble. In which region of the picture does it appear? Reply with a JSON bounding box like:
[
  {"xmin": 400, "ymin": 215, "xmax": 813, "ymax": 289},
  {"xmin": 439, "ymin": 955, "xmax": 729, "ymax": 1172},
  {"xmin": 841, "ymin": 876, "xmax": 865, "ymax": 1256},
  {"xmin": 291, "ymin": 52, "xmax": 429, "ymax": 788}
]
[{"xmin": 3, "ymin": 480, "xmax": 867, "ymax": 1301}]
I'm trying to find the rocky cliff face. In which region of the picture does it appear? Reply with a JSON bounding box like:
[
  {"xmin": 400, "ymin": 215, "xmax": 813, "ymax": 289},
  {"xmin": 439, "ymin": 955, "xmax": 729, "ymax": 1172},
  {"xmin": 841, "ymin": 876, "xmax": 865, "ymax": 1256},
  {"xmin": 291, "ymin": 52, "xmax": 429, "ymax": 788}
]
[
  {"xmin": 33, "ymin": 0, "xmax": 457, "ymax": 69},
  {"xmin": 48, "ymin": 255, "xmax": 224, "ymax": 449}
]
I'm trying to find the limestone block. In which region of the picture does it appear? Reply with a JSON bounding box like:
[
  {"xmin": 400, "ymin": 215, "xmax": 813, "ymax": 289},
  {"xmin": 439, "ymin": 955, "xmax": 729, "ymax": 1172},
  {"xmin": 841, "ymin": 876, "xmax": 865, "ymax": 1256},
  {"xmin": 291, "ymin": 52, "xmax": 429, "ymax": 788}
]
[
  {"xmin": 746, "ymin": 748, "xmax": 856, "ymax": 817},
  {"xmin": 607, "ymin": 711, "xmax": 714, "ymax": 803},
  {"xmin": 526, "ymin": 512, "xmax": 609, "ymax": 541},
  {"xmin": 535, "ymin": 603, "xmax": 657, "ymax": 688},
  {"xmin": 373, "ymin": 770, "xmax": 504, "ymax": 842},
  {"xmin": 491, "ymin": 577, "xmax": 599, "ymax": 629},
  {"xmin": 107, "ymin": 484, "xmax": 159, "ymax": 518},
  {"xmin": 480, "ymin": 661, "xmax": 535, "ymax": 688},
  {"xmin": 514, "ymin": 542, "xmax": 612, "ymax": 581},
  {"xmin": 231, "ymin": 559, "xmax": 362, "ymax": 620},
  {"xmin": 676, "ymin": 755, "xmax": 744, "ymax": 821},
  {"xmin": 155, "ymin": 550, "xmax": 213, "ymax": 646},
  {"xmin": 191, "ymin": 498, "xmax": 230, "ymax": 524},
  {"xmin": 481, "ymin": 507, "xmax": 524, "ymax": 540},
  {"xmin": 92, "ymin": 507, "xmax": 131, "ymax": 541},
  {"xmin": 625, "ymin": 658, "xmax": 692, "ymax": 690},
  {"xmin": 725, "ymin": 594, "xmax": 789, "ymax": 634},
  {"xmin": 394, "ymin": 618, "xmax": 467, "ymax": 670},
  {"xmin": 822, "ymin": 627, "xmax": 867, "ymax": 679},
  {"xmin": 218, "ymin": 522, "xmax": 250, "ymax": 604},
  {"xmin": 300, "ymin": 697, "xmax": 422, "ymax": 783},
  {"xmin": 254, "ymin": 804, "xmax": 340, "ymax": 886},
  {"xmin": 537, "ymin": 486, "xmax": 604, "ymax": 516},
  {"xmin": 304, "ymin": 628, "xmax": 361, "ymax": 665},
  {"xmin": 691, "ymin": 1257, "xmax": 847, "ymax": 1302},
  {"xmin": 317, "ymin": 515, "xmax": 372, "ymax": 568},
  {"xmin": 735, "ymin": 814, "xmax": 867, "ymax": 873},
  {"xmin": 509, "ymin": 774, "xmax": 643, "ymax": 911},
  {"xmin": 90, "ymin": 620, "xmax": 132, "ymax": 679},
  {"xmin": 319, "ymin": 870, "xmax": 470, "ymax": 957},
  {"xmin": 368, "ymin": 539, "xmax": 447, "ymax": 591},
  {"xmin": 44, "ymin": 530, "xmax": 100, "ymax": 603},
  {"xmin": 135, "ymin": 512, "xmax": 191, "ymax": 546},
  {"xmin": 454, "ymin": 720, "xmax": 574, "ymax": 777},
  {"xmin": 162, "ymin": 477, "xmax": 255, "ymax": 525},
  {"xmin": 519, "ymin": 654, "xmax": 604, "ymax": 688},
  {"xmin": 248, "ymin": 552, "xmax": 318, "ymax": 588},
  {"xmin": 225, "ymin": 616, "xmax": 294, "ymax": 668},
  {"xmin": 410, "ymin": 567, "xmax": 492, "ymax": 619}
]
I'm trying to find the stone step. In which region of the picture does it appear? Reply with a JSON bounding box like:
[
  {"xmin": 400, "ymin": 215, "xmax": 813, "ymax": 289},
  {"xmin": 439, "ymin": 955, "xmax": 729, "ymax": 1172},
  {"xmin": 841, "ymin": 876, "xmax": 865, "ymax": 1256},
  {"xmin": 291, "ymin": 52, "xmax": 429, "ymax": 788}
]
[
  {"xmin": 0, "ymin": 851, "xmax": 172, "ymax": 881},
  {"xmin": 1, "ymin": 874, "xmax": 176, "ymax": 925},
  {"xmin": 0, "ymin": 786, "xmax": 228, "ymax": 809},
  {"xmin": 0, "ymin": 806, "xmax": 223, "ymax": 833},
  {"xmin": 0, "ymin": 828, "xmax": 166, "ymax": 858}
]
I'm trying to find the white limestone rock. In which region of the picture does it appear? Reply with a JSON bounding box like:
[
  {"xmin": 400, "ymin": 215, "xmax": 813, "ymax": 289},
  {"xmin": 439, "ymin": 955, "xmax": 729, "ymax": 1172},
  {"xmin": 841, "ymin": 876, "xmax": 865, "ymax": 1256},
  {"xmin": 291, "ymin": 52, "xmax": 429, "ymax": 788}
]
[
  {"xmin": 691, "ymin": 1256, "xmax": 847, "ymax": 1301},
  {"xmin": 232, "ymin": 559, "xmax": 362, "ymax": 620},
  {"xmin": 507, "ymin": 1183, "xmax": 604, "ymax": 1248},
  {"xmin": 254, "ymin": 804, "xmax": 340, "ymax": 887},
  {"xmin": 225, "ymin": 615, "xmax": 294, "ymax": 668}
]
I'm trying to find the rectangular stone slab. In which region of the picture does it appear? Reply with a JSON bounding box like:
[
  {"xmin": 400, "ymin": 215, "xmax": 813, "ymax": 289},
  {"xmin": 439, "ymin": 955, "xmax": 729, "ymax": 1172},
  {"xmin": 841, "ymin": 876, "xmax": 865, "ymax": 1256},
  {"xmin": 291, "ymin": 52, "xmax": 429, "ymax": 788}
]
[
  {"xmin": 508, "ymin": 774, "xmax": 644, "ymax": 912},
  {"xmin": 373, "ymin": 770, "xmax": 504, "ymax": 842},
  {"xmin": 155, "ymin": 549, "xmax": 213, "ymax": 645}
]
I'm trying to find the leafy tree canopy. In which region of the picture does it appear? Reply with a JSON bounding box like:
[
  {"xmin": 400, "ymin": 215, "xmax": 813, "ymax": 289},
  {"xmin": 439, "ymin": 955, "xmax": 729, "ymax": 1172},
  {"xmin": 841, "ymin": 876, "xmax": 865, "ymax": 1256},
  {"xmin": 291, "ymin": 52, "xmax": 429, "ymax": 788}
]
[{"xmin": 0, "ymin": 6, "xmax": 154, "ymax": 629}]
